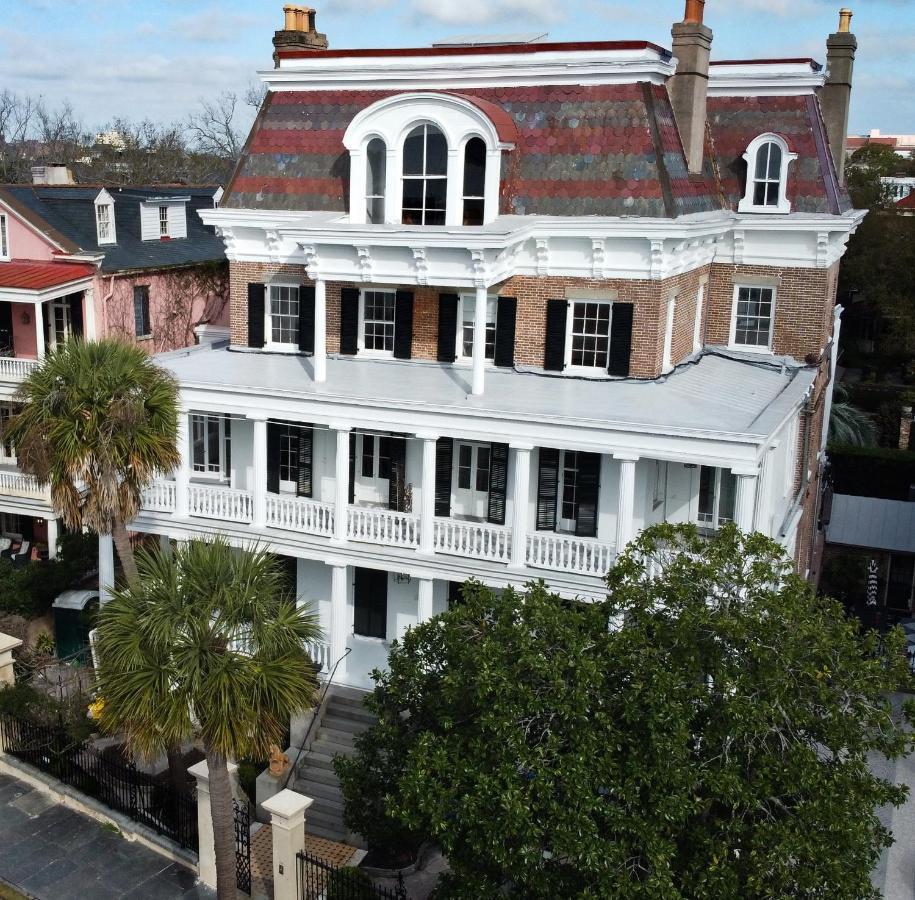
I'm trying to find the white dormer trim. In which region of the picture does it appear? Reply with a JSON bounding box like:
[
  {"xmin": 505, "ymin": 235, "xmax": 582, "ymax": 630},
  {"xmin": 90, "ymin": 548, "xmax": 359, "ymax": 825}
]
[
  {"xmin": 94, "ymin": 189, "xmax": 116, "ymax": 245},
  {"xmin": 738, "ymin": 134, "xmax": 798, "ymax": 215},
  {"xmin": 343, "ymin": 93, "xmax": 513, "ymax": 227},
  {"xmin": 212, "ymin": 187, "xmax": 224, "ymax": 208},
  {"xmin": 707, "ymin": 61, "xmax": 824, "ymax": 97},
  {"xmin": 140, "ymin": 198, "xmax": 189, "ymax": 241}
]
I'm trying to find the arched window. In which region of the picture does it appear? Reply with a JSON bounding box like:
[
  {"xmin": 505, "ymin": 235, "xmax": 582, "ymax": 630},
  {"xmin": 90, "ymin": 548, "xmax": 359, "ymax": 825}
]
[
  {"xmin": 462, "ymin": 137, "xmax": 486, "ymax": 226},
  {"xmin": 365, "ymin": 138, "xmax": 386, "ymax": 224},
  {"xmin": 401, "ymin": 124, "xmax": 447, "ymax": 226},
  {"xmin": 738, "ymin": 133, "xmax": 797, "ymax": 214}
]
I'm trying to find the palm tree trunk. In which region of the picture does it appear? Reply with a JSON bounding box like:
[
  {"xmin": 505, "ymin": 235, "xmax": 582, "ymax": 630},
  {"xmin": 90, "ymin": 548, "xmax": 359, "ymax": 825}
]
[
  {"xmin": 206, "ymin": 749, "xmax": 238, "ymax": 900},
  {"xmin": 111, "ymin": 517, "xmax": 139, "ymax": 588}
]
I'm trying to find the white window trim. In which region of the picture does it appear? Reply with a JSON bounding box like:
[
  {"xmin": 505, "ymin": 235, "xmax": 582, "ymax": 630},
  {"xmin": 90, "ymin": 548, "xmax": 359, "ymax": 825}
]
[
  {"xmin": 696, "ymin": 466, "xmax": 736, "ymax": 530},
  {"xmin": 343, "ymin": 93, "xmax": 512, "ymax": 227},
  {"xmin": 264, "ymin": 281, "xmax": 301, "ymax": 353},
  {"xmin": 190, "ymin": 413, "xmax": 230, "ymax": 482},
  {"xmin": 728, "ymin": 281, "xmax": 777, "ymax": 353},
  {"xmin": 0, "ymin": 214, "xmax": 9, "ymax": 261},
  {"xmin": 93, "ymin": 189, "xmax": 116, "ymax": 245},
  {"xmin": 662, "ymin": 292, "xmax": 677, "ymax": 373},
  {"xmin": 738, "ymin": 133, "xmax": 798, "ymax": 215},
  {"xmin": 455, "ymin": 293, "xmax": 497, "ymax": 364},
  {"xmin": 563, "ymin": 298, "xmax": 615, "ymax": 377},
  {"xmin": 357, "ymin": 287, "xmax": 397, "ymax": 358},
  {"xmin": 692, "ymin": 279, "xmax": 707, "ymax": 353}
]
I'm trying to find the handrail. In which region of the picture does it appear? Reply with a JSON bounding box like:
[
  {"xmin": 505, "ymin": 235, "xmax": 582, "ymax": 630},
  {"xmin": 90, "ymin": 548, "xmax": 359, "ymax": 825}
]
[{"xmin": 284, "ymin": 645, "xmax": 353, "ymax": 790}]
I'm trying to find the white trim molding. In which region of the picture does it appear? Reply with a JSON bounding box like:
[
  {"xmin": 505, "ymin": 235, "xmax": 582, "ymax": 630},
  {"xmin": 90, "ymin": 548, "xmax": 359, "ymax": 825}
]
[
  {"xmin": 93, "ymin": 188, "xmax": 117, "ymax": 246},
  {"xmin": 738, "ymin": 133, "xmax": 798, "ymax": 215},
  {"xmin": 707, "ymin": 60, "xmax": 825, "ymax": 97}
]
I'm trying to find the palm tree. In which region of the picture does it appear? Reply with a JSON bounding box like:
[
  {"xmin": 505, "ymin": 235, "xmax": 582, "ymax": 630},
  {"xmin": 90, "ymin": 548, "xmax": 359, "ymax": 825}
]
[
  {"xmin": 4, "ymin": 338, "xmax": 180, "ymax": 585},
  {"xmin": 828, "ymin": 383, "xmax": 877, "ymax": 447},
  {"xmin": 94, "ymin": 538, "xmax": 321, "ymax": 899}
]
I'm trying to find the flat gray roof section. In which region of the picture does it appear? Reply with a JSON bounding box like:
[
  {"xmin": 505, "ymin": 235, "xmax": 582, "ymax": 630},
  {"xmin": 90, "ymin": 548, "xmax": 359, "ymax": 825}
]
[
  {"xmin": 826, "ymin": 494, "xmax": 915, "ymax": 555},
  {"xmin": 155, "ymin": 346, "xmax": 815, "ymax": 441}
]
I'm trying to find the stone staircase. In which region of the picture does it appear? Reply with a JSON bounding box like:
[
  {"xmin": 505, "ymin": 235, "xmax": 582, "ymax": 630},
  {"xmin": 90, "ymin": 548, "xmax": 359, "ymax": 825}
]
[{"xmin": 293, "ymin": 687, "xmax": 375, "ymax": 843}]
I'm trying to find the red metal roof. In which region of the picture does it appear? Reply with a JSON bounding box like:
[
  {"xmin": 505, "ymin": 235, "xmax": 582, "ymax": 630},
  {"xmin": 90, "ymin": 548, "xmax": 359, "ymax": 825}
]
[
  {"xmin": 897, "ymin": 193, "xmax": 915, "ymax": 209},
  {"xmin": 0, "ymin": 260, "xmax": 96, "ymax": 291}
]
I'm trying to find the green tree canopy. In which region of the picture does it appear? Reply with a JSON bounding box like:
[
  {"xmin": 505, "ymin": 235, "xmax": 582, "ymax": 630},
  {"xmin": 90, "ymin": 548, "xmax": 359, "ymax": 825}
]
[{"xmin": 337, "ymin": 524, "xmax": 914, "ymax": 899}]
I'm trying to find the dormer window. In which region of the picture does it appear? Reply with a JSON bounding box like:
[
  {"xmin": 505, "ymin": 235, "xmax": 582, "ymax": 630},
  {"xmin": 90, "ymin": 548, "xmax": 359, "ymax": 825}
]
[
  {"xmin": 159, "ymin": 205, "xmax": 169, "ymax": 237},
  {"xmin": 365, "ymin": 138, "xmax": 386, "ymax": 224},
  {"xmin": 462, "ymin": 138, "xmax": 486, "ymax": 227},
  {"xmin": 140, "ymin": 198, "xmax": 189, "ymax": 241},
  {"xmin": 738, "ymin": 134, "xmax": 797, "ymax": 214},
  {"xmin": 94, "ymin": 189, "xmax": 116, "ymax": 245},
  {"xmin": 402, "ymin": 125, "xmax": 447, "ymax": 226}
]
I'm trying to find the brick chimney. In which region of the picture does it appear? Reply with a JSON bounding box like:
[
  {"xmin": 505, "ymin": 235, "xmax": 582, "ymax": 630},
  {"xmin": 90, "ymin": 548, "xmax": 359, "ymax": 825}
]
[
  {"xmin": 821, "ymin": 8, "xmax": 857, "ymax": 186},
  {"xmin": 272, "ymin": 5, "xmax": 328, "ymax": 67},
  {"xmin": 668, "ymin": 0, "xmax": 713, "ymax": 175}
]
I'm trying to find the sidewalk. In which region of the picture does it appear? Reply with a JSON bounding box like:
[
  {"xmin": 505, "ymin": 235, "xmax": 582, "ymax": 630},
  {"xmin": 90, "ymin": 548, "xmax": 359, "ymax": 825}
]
[{"xmin": 0, "ymin": 771, "xmax": 214, "ymax": 899}]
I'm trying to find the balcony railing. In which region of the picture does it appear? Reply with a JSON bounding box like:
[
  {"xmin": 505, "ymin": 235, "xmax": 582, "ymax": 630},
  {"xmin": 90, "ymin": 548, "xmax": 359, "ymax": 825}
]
[
  {"xmin": 0, "ymin": 357, "xmax": 40, "ymax": 382},
  {"xmin": 142, "ymin": 480, "xmax": 176, "ymax": 512},
  {"xmin": 347, "ymin": 506, "xmax": 419, "ymax": 549},
  {"xmin": 188, "ymin": 484, "xmax": 253, "ymax": 523},
  {"xmin": 0, "ymin": 470, "xmax": 48, "ymax": 499},
  {"xmin": 433, "ymin": 517, "xmax": 511, "ymax": 563},
  {"xmin": 267, "ymin": 494, "xmax": 334, "ymax": 538},
  {"xmin": 526, "ymin": 532, "xmax": 615, "ymax": 576},
  {"xmin": 305, "ymin": 640, "xmax": 331, "ymax": 675}
]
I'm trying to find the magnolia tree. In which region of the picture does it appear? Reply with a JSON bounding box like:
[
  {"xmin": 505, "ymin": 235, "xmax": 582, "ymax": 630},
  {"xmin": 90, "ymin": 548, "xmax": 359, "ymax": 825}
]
[{"xmin": 336, "ymin": 524, "xmax": 915, "ymax": 899}]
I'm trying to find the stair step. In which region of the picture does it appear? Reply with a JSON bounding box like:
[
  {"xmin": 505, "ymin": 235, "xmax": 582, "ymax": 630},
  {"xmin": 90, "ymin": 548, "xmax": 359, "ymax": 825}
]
[
  {"xmin": 327, "ymin": 688, "xmax": 372, "ymax": 706},
  {"xmin": 324, "ymin": 705, "xmax": 376, "ymax": 727},
  {"xmin": 312, "ymin": 737, "xmax": 357, "ymax": 757},
  {"xmin": 317, "ymin": 726, "xmax": 362, "ymax": 747},
  {"xmin": 302, "ymin": 751, "xmax": 337, "ymax": 771},
  {"xmin": 310, "ymin": 795, "xmax": 344, "ymax": 815},
  {"xmin": 307, "ymin": 821, "xmax": 349, "ymax": 842},
  {"xmin": 321, "ymin": 714, "xmax": 373, "ymax": 735},
  {"xmin": 297, "ymin": 764, "xmax": 340, "ymax": 787},
  {"xmin": 308, "ymin": 808, "xmax": 346, "ymax": 832},
  {"xmin": 294, "ymin": 778, "xmax": 341, "ymax": 803}
]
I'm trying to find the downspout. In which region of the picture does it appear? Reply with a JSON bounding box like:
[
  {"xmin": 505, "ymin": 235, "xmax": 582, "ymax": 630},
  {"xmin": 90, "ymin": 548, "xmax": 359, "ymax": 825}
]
[{"xmin": 102, "ymin": 274, "xmax": 114, "ymax": 337}]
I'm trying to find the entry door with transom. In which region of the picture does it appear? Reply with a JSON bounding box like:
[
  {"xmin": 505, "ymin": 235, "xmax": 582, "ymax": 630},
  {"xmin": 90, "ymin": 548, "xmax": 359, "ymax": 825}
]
[
  {"xmin": 452, "ymin": 442, "xmax": 490, "ymax": 520},
  {"xmin": 353, "ymin": 433, "xmax": 390, "ymax": 507}
]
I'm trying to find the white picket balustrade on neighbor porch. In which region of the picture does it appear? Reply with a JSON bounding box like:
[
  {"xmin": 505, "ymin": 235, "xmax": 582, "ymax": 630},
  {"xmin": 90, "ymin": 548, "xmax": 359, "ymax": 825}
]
[
  {"xmin": 141, "ymin": 480, "xmax": 176, "ymax": 512},
  {"xmin": 347, "ymin": 506, "xmax": 420, "ymax": 549},
  {"xmin": 433, "ymin": 517, "xmax": 512, "ymax": 563},
  {"xmin": 526, "ymin": 532, "xmax": 616, "ymax": 576},
  {"xmin": 266, "ymin": 494, "xmax": 335, "ymax": 537},
  {"xmin": 0, "ymin": 471, "xmax": 46, "ymax": 498},
  {"xmin": 187, "ymin": 484, "xmax": 253, "ymax": 523},
  {"xmin": 305, "ymin": 640, "xmax": 331, "ymax": 674},
  {"xmin": 0, "ymin": 357, "xmax": 40, "ymax": 381}
]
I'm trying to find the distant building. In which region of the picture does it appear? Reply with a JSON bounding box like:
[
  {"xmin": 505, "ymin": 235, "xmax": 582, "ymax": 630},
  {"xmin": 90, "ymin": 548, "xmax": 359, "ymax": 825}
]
[{"xmin": 846, "ymin": 129, "xmax": 915, "ymax": 159}]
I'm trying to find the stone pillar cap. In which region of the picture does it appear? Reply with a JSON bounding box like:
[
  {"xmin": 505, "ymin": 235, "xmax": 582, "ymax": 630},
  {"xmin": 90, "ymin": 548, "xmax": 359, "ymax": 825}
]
[
  {"xmin": 0, "ymin": 633, "xmax": 23, "ymax": 654},
  {"xmin": 262, "ymin": 789, "xmax": 314, "ymax": 819},
  {"xmin": 188, "ymin": 759, "xmax": 239, "ymax": 783}
]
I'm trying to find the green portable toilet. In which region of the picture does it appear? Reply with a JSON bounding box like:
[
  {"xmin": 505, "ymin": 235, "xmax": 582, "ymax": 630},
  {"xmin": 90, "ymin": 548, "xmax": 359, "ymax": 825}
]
[{"xmin": 52, "ymin": 590, "xmax": 99, "ymax": 663}]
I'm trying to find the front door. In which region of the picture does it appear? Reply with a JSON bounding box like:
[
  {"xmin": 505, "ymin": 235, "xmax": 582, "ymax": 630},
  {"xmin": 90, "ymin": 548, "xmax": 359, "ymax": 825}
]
[
  {"xmin": 353, "ymin": 567, "xmax": 388, "ymax": 639},
  {"xmin": 49, "ymin": 300, "xmax": 72, "ymax": 350},
  {"xmin": 453, "ymin": 442, "xmax": 490, "ymax": 519},
  {"xmin": 353, "ymin": 434, "xmax": 390, "ymax": 506}
]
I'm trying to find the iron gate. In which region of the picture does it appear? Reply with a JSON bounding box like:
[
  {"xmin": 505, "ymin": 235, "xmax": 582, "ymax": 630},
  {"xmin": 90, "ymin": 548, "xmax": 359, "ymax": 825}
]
[
  {"xmin": 297, "ymin": 850, "xmax": 406, "ymax": 899},
  {"xmin": 233, "ymin": 797, "xmax": 251, "ymax": 894}
]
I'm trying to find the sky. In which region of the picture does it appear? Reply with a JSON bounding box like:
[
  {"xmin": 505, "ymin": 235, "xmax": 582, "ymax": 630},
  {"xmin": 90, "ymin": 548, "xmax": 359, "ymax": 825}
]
[{"xmin": 2, "ymin": 0, "xmax": 914, "ymax": 137}]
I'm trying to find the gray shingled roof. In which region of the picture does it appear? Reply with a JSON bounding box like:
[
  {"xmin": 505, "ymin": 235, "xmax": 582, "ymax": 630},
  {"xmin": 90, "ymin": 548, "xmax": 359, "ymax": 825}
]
[
  {"xmin": 826, "ymin": 494, "xmax": 915, "ymax": 554},
  {"xmin": 0, "ymin": 185, "xmax": 226, "ymax": 273}
]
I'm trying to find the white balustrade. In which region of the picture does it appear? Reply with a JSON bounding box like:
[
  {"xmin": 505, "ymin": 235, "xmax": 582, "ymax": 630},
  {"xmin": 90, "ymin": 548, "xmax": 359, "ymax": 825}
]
[
  {"xmin": 0, "ymin": 470, "xmax": 46, "ymax": 498},
  {"xmin": 434, "ymin": 518, "xmax": 512, "ymax": 563},
  {"xmin": 266, "ymin": 494, "xmax": 334, "ymax": 537},
  {"xmin": 305, "ymin": 640, "xmax": 331, "ymax": 674},
  {"xmin": 347, "ymin": 506, "xmax": 420, "ymax": 549},
  {"xmin": 141, "ymin": 480, "xmax": 176, "ymax": 512},
  {"xmin": 187, "ymin": 484, "xmax": 253, "ymax": 523},
  {"xmin": 526, "ymin": 532, "xmax": 616, "ymax": 576},
  {"xmin": 0, "ymin": 357, "xmax": 39, "ymax": 381}
]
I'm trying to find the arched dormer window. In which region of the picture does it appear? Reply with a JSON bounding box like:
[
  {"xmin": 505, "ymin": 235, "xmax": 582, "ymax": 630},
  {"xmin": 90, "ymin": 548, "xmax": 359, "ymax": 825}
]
[
  {"xmin": 343, "ymin": 93, "xmax": 515, "ymax": 227},
  {"xmin": 738, "ymin": 133, "xmax": 798, "ymax": 215},
  {"xmin": 365, "ymin": 138, "xmax": 386, "ymax": 224}
]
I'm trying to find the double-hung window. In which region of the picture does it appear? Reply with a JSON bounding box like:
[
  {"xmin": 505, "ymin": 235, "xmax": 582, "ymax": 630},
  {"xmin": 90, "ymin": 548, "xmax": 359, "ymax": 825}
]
[
  {"xmin": 731, "ymin": 285, "xmax": 775, "ymax": 350},
  {"xmin": 191, "ymin": 414, "xmax": 229, "ymax": 478},
  {"xmin": 278, "ymin": 427, "xmax": 299, "ymax": 493},
  {"xmin": 697, "ymin": 466, "xmax": 737, "ymax": 529},
  {"xmin": 0, "ymin": 402, "xmax": 15, "ymax": 462},
  {"xmin": 361, "ymin": 289, "xmax": 396, "ymax": 353},
  {"xmin": 158, "ymin": 205, "xmax": 169, "ymax": 237},
  {"xmin": 458, "ymin": 295, "xmax": 497, "ymax": 361},
  {"xmin": 268, "ymin": 284, "xmax": 299, "ymax": 348},
  {"xmin": 96, "ymin": 203, "xmax": 114, "ymax": 244},
  {"xmin": 401, "ymin": 124, "xmax": 447, "ymax": 226},
  {"xmin": 566, "ymin": 301, "xmax": 612, "ymax": 370},
  {"xmin": 738, "ymin": 133, "xmax": 797, "ymax": 214},
  {"xmin": 133, "ymin": 285, "xmax": 151, "ymax": 338}
]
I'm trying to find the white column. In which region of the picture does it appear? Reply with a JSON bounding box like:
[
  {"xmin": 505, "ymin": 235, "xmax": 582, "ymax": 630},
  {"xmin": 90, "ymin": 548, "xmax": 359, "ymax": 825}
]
[
  {"xmin": 262, "ymin": 790, "xmax": 313, "ymax": 900},
  {"xmin": 418, "ymin": 433, "xmax": 438, "ymax": 554},
  {"xmin": 189, "ymin": 760, "xmax": 239, "ymax": 892},
  {"xmin": 615, "ymin": 454, "xmax": 639, "ymax": 552},
  {"xmin": 471, "ymin": 285, "xmax": 487, "ymax": 396},
  {"xmin": 313, "ymin": 278, "xmax": 327, "ymax": 383},
  {"xmin": 159, "ymin": 533, "xmax": 171, "ymax": 556},
  {"xmin": 509, "ymin": 444, "xmax": 532, "ymax": 569},
  {"xmin": 417, "ymin": 577, "xmax": 433, "ymax": 624},
  {"xmin": 98, "ymin": 532, "xmax": 115, "ymax": 605},
  {"xmin": 330, "ymin": 563, "xmax": 348, "ymax": 669},
  {"xmin": 332, "ymin": 424, "xmax": 350, "ymax": 543},
  {"xmin": 83, "ymin": 287, "xmax": 97, "ymax": 340},
  {"xmin": 444, "ymin": 148, "xmax": 462, "ymax": 227},
  {"xmin": 251, "ymin": 415, "xmax": 267, "ymax": 529},
  {"xmin": 35, "ymin": 304, "xmax": 45, "ymax": 360},
  {"xmin": 734, "ymin": 472, "xmax": 759, "ymax": 533},
  {"xmin": 175, "ymin": 408, "xmax": 190, "ymax": 518},
  {"xmin": 754, "ymin": 443, "xmax": 778, "ymax": 537},
  {"xmin": 45, "ymin": 518, "xmax": 59, "ymax": 559}
]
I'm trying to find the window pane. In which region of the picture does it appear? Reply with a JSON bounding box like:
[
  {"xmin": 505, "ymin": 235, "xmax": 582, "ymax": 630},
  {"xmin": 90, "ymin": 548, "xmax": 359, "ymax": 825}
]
[
  {"xmin": 366, "ymin": 139, "xmax": 386, "ymax": 197},
  {"xmin": 698, "ymin": 466, "xmax": 714, "ymax": 523},
  {"xmin": 458, "ymin": 444, "xmax": 471, "ymax": 490},
  {"xmin": 403, "ymin": 127, "xmax": 425, "ymax": 175},
  {"xmin": 475, "ymin": 446, "xmax": 490, "ymax": 493},
  {"xmin": 425, "ymin": 178, "xmax": 447, "ymax": 212},
  {"xmin": 368, "ymin": 198, "xmax": 385, "ymax": 225},
  {"xmin": 766, "ymin": 143, "xmax": 782, "ymax": 179},
  {"xmin": 753, "ymin": 181, "xmax": 768, "ymax": 206},
  {"xmin": 718, "ymin": 471, "xmax": 737, "ymax": 523},
  {"xmin": 463, "ymin": 198, "xmax": 484, "ymax": 227},
  {"xmin": 570, "ymin": 301, "xmax": 612, "ymax": 368},
  {"xmin": 734, "ymin": 286, "xmax": 773, "ymax": 347},
  {"xmin": 207, "ymin": 417, "xmax": 220, "ymax": 472},
  {"xmin": 562, "ymin": 452, "xmax": 579, "ymax": 522},
  {"xmin": 463, "ymin": 138, "xmax": 486, "ymax": 196},
  {"xmin": 361, "ymin": 435, "xmax": 374, "ymax": 478},
  {"xmin": 755, "ymin": 143, "xmax": 770, "ymax": 180},
  {"xmin": 425, "ymin": 127, "xmax": 447, "ymax": 175},
  {"xmin": 270, "ymin": 285, "xmax": 299, "ymax": 344},
  {"xmin": 424, "ymin": 209, "xmax": 446, "ymax": 226},
  {"xmin": 363, "ymin": 291, "xmax": 395, "ymax": 352},
  {"xmin": 378, "ymin": 438, "xmax": 391, "ymax": 481},
  {"xmin": 192, "ymin": 416, "xmax": 205, "ymax": 471}
]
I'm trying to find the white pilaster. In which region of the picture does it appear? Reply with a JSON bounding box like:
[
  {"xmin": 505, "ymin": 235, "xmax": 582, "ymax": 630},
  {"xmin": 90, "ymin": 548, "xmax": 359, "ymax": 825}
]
[
  {"xmin": 330, "ymin": 563, "xmax": 348, "ymax": 668},
  {"xmin": 734, "ymin": 472, "xmax": 759, "ymax": 533},
  {"xmin": 471, "ymin": 285, "xmax": 487, "ymax": 396},
  {"xmin": 262, "ymin": 790, "xmax": 314, "ymax": 900},
  {"xmin": 418, "ymin": 433, "xmax": 438, "ymax": 554},
  {"xmin": 251, "ymin": 415, "xmax": 268, "ymax": 529},
  {"xmin": 82, "ymin": 287, "xmax": 97, "ymax": 340},
  {"xmin": 35, "ymin": 305, "xmax": 45, "ymax": 360},
  {"xmin": 98, "ymin": 532, "xmax": 115, "ymax": 605},
  {"xmin": 45, "ymin": 518, "xmax": 58, "ymax": 559},
  {"xmin": 615, "ymin": 454, "xmax": 639, "ymax": 552},
  {"xmin": 332, "ymin": 424, "xmax": 350, "ymax": 543},
  {"xmin": 314, "ymin": 278, "xmax": 327, "ymax": 383},
  {"xmin": 445, "ymin": 148, "xmax": 462, "ymax": 227},
  {"xmin": 509, "ymin": 444, "xmax": 532, "ymax": 569},
  {"xmin": 755, "ymin": 443, "xmax": 779, "ymax": 537},
  {"xmin": 417, "ymin": 577, "xmax": 433, "ymax": 624},
  {"xmin": 175, "ymin": 408, "xmax": 190, "ymax": 518}
]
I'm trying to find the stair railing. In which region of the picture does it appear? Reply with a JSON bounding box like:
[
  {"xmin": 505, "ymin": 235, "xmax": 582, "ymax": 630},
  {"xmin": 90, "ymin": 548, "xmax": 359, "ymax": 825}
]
[{"xmin": 285, "ymin": 646, "xmax": 353, "ymax": 790}]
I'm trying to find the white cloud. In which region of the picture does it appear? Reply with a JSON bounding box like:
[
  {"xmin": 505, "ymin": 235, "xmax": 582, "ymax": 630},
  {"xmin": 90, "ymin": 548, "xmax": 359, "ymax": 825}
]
[{"xmin": 409, "ymin": 0, "xmax": 562, "ymax": 27}]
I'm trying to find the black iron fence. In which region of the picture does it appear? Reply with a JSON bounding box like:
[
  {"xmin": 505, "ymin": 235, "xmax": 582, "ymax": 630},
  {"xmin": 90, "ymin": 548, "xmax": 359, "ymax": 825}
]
[
  {"xmin": 0, "ymin": 713, "xmax": 198, "ymax": 852},
  {"xmin": 297, "ymin": 850, "xmax": 406, "ymax": 900},
  {"xmin": 233, "ymin": 796, "xmax": 251, "ymax": 894}
]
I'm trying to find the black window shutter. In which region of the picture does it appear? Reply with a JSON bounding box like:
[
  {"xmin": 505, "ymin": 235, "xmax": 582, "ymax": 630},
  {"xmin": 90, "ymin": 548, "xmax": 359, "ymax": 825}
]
[
  {"xmin": 298, "ymin": 283, "xmax": 315, "ymax": 353},
  {"xmin": 42, "ymin": 304, "xmax": 50, "ymax": 350},
  {"xmin": 608, "ymin": 302, "xmax": 634, "ymax": 377},
  {"xmin": 487, "ymin": 443, "xmax": 509, "ymax": 525},
  {"xmin": 297, "ymin": 426, "xmax": 313, "ymax": 498},
  {"xmin": 536, "ymin": 447, "xmax": 560, "ymax": 530},
  {"xmin": 223, "ymin": 416, "xmax": 232, "ymax": 481},
  {"xmin": 340, "ymin": 288, "xmax": 360, "ymax": 355},
  {"xmin": 393, "ymin": 290, "xmax": 414, "ymax": 360},
  {"xmin": 434, "ymin": 437, "xmax": 453, "ymax": 517},
  {"xmin": 267, "ymin": 422, "xmax": 280, "ymax": 494},
  {"xmin": 0, "ymin": 301, "xmax": 12, "ymax": 354},
  {"xmin": 493, "ymin": 296, "xmax": 517, "ymax": 368},
  {"xmin": 348, "ymin": 432, "xmax": 356, "ymax": 504},
  {"xmin": 574, "ymin": 452, "xmax": 601, "ymax": 538},
  {"xmin": 544, "ymin": 299, "xmax": 568, "ymax": 371},
  {"xmin": 247, "ymin": 283, "xmax": 266, "ymax": 348},
  {"xmin": 354, "ymin": 567, "xmax": 387, "ymax": 639},
  {"xmin": 69, "ymin": 294, "xmax": 84, "ymax": 338},
  {"xmin": 387, "ymin": 437, "xmax": 407, "ymax": 511},
  {"xmin": 437, "ymin": 293, "xmax": 459, "ymax": 363}
]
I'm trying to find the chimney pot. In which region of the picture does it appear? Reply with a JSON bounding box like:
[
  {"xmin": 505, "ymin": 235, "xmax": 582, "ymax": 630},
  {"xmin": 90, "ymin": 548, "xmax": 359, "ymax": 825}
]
[
  {"xmin": 273, "ymin": 3, "xmax": 327, "ymax": 64},
  {"xmin": 283, "ymin": 4, "xmax": 298, "ymax": 30},
  {"xmin": 684, "ymin": 0, "xmax": 705, "ymax": 24},
  {"xmin": 294, "ymin": 6, "xmax": 307, "ymax": 31},
  {"xmin": 838, "ymin": 8, "xmax": 853, "ymax": 33}
]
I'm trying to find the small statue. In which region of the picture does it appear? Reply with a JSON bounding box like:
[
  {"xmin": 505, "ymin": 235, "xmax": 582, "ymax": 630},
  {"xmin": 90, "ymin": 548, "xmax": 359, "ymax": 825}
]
[{"xmin": 268, "ymin": 744, "xmax": 289, "ymax": 777}]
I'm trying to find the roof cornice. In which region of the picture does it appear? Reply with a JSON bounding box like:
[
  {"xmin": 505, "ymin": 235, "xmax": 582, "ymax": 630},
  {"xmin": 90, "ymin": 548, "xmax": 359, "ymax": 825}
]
[{"xmin": 707, "ymin": 60, "xmax": 825, "ymax": 96}]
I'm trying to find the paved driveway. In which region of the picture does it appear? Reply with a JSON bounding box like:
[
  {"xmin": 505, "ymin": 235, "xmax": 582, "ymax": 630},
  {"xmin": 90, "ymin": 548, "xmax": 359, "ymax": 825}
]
[{"xmin": 0, "ymin": 771, "xmax": 214, "ymax": 899}]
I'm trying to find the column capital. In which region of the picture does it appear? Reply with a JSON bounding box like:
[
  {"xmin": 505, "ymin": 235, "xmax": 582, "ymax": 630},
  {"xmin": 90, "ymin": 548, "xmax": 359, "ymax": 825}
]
[
  {"xmin": 614, "ymin": 452, "xmax": 640, "ymax": 463},
  {"xmin": 329, "ymin": 421, "xmax": 351, "ymax": 433},
  {"xmin": 509, "ymin": 442, "xmax": 534, "ymax": 452},
  {"xmin": 414, "ymin": 430, "xmax": 440, "ymax": 442},
  {"xmin": 248, "ymin": 412, "xmax": 268, "ymax": 422},
  {"xmin": 731, "ymin": 467, "xmax": 759, "ymax": 479}
]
